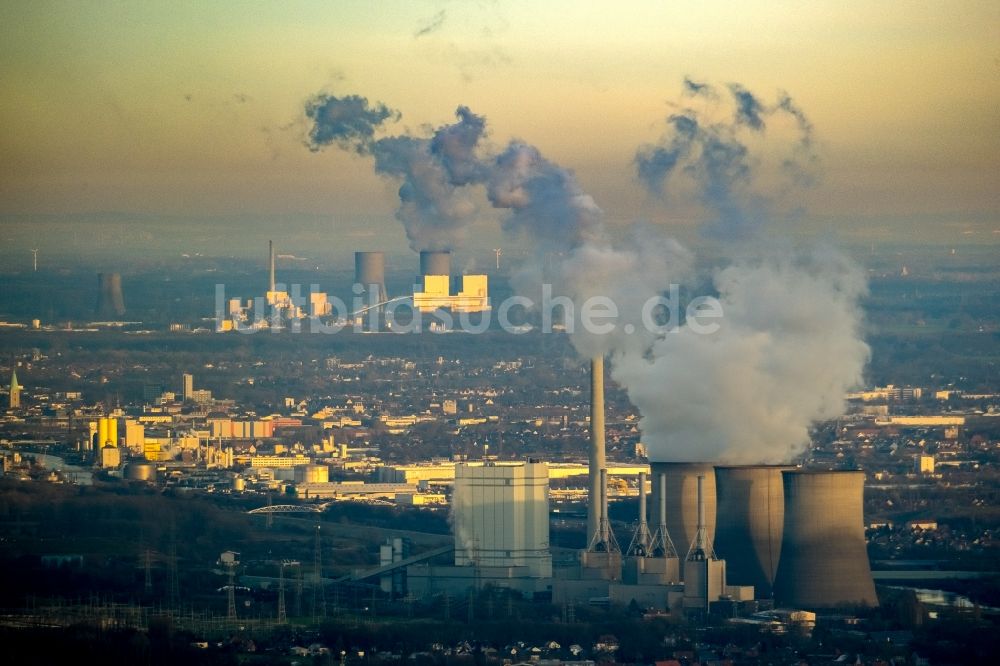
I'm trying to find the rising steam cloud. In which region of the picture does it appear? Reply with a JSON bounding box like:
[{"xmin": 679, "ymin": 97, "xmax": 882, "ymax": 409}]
[
  {"xmin": 635, "ymin": 79, "xmax": 818, "ymax": 239},
  {"xmin": 303, "ymin": 80, "xmax": 868, "ymax": 464},
  {"xmin": 306, "ymin": 94, "xmax": 487, "ymax": 251}
]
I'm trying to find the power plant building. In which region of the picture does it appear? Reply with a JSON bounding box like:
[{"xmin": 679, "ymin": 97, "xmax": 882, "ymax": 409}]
[
  {"xmin": 412, "ymin": 274, "xmax": 490, "ymax": 313},
  {"xmin": 452, "ymin": 461, "xmax": 552, "ymax": 578}
]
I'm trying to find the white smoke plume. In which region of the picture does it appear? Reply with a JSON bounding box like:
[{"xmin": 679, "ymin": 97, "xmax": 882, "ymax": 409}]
[
  {"xmin": 612, "ymin": 249, "xmax": 869, "ymax": 463},
  {"xmin": 303, "ymin": 81, "xmax": 869, "ymax": 464}
]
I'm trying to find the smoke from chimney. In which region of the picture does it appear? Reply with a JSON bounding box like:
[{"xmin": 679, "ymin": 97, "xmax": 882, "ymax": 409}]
[{"xmin": 303, "ymin": 80, "xmax": 868, "ymax": 466}]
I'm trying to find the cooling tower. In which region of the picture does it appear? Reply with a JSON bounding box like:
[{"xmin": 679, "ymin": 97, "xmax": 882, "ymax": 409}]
[
  {"xmin": 649, "ymin": 462, "xmax": 716, "ymax": 564},
  {"xmin": 587, "ymin": 356, "xmax": 606, "ymax": 544},
  {"xmin": 419, "ymin": 250, "xmax": 451, "ymax": 276},
  {"xmin": 773, "ymin": 470, "xmax": 879, "ymax": 608},
  {"xmin": 354, "ymin": 251, "xmax": 388, "ymax": 301},
  {"xmin": 714, "ymin": 465, "xmax": 795, "ymax": 598},
  {"xmin": 95, "ymin": 273, "xmax": 125, "ymax": 317}
]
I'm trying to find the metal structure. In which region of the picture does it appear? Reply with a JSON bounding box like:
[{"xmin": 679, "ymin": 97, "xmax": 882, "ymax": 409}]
[
  {"xmin": 773, "ymin": 470, "xmax": 879, "ymax": 608},
  {"xmin": 247, "ymin": 504, "xmax": 323, "ymax": 515},
  {"xmin": 626, "ymin": 471, "xmax": 652, "ymax": 556},
  {"xmin": 649, "ymin": 461, "xmax": 717, "ymax": 573},
  {"xmin": 419, "ymin": 249, "xmax": 451, "ymax": 276},
  {"xmin": 311, "ymin": 524, "xmax": 325, "ymax": 622},
  {"xmin": 683, "ymin": 475, "xmax": 726, "ymax": 612},
  {"xmin": 587, "ymin": 469, "xmax": 621, "ymax": 554},
  {"xmin": 95, "ymin": 272, "xmax": 125, "ymax": 318},
  {"xmin": 714, "ymin": 464, "xmax": 794, "ymax": 598},
  {"xmin": 649, "ymin": 472, "xmax": 679, "ymax": 559},
  {"xmin": 587, "ymin": 357, "xmax": 606, "ymax": 545}
]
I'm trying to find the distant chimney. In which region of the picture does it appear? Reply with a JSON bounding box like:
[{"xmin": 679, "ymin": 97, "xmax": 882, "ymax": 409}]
[
  {"xmin": 587, "ymin": 357, "xmax": 606, "ymax": 544},
  {"xmin": 269, "ymin": 240, "xmax": 276, "ymax": 292}
]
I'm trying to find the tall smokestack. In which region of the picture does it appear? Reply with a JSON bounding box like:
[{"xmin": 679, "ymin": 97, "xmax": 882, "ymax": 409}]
[
  {"xmin": 95, "ymin": 273, "xmax": 125, "ymax": 318},
  {"xmin": 269, "ymin": 240, "xmax": 276, "ymax": 292},
  {"xmin": 588, "ymin": 356, "xmax": 607, "ymax": 544},
  {"xmin": 638, "ymin": 471, "xmax": 647, "ymax": 535},
  {"xmin": 419, "ymin": 250, "xmax": 451, "ymax": 276},
  {"xmin": 773, "ymin": 470, "xmax": 878, "ymax": 608},
  {"xmin": 354, "ymin": 251, "xmax": 388, "ymax": 302},
  {"xmin": 600, "ymin": 468, "xmax": 609, "ymax": 545},
  {"xmin": 649, "ymin": 462, "xmax": 716, "ymax": 567},
  {"xmin": 627, "ymin": 471, "xmax": 652, "ymax": 556},
  {"xmin": 695, "ymin": 475, "xmax": 706, "ymax": 552},
  {"xmin": 714, "ymin": 465, "xmax": 794, "ymax": 598}
]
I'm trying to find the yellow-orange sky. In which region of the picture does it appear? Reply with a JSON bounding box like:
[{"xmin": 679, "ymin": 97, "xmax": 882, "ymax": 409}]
[{"xmin": 1, "ymin": 0, "xmax": 997, "ymax": 251}]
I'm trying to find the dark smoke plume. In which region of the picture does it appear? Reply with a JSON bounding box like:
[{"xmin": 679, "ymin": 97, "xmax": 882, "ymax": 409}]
[{"xmin": 305, "ymin": 94, "xmax": 398, "ymax": 152}]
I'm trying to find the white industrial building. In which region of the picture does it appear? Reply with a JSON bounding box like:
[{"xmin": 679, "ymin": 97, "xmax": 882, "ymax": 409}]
[{"xmin": 452, "ymin": 460, "xmax": 552, "ymax": 578}]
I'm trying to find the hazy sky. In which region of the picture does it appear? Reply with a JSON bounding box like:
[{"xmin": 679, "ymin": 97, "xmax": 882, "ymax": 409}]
[{"xmin": 1, "ymin": 1, "xmax": 997, "ymax": 257}]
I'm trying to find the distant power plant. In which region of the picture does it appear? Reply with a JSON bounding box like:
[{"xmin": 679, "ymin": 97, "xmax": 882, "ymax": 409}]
[
  {"xmin": 95, "ymin": 272, "xmax": 126, "ymax": 318},
  {"xmin": 412, "ymin": 248, "xmax": 489, "ymax": 314}
]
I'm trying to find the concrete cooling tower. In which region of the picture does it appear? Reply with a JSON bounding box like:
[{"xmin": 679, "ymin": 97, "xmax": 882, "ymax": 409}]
[
  {"xmin": 649, "ymin": 462, "xmax": 717, "ymax": 566},
  {"xmin": 773, "ymin": 470, "xmax": 879, "ymax": 608},
  {"xmin": 354, "ymin": 251, "xmax": 388, "ymax": 302},
  {"xmin": 714, "ymin": 465, "xmax": 794, "ymax": 598},
  {"xmin": 419, "ymin": 250, "xmax": 451, "ymax": 276},
  {"xmin": 95, "ymin": 273, "xmax": 125, "ymax": 318}
]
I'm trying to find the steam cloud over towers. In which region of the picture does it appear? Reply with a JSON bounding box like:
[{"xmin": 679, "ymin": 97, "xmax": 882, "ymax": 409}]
[{"xmin": 304, "ymin": 79, "xmax": 869, "ymax": 467}]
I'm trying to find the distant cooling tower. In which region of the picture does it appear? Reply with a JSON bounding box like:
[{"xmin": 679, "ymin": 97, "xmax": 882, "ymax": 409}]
[
  {"xmin": 773, "ymin": 470, "xmax": 879, "ymax": 608},
  {"xmin": 354, "ymin": 251, "xmax": 388, "ymax": 302},
  {"xmin": 419, "ymin": 250, "xmax": 451, "ymax": 276},
  {"xmin": 95, "ymin": 273, "xmax": 125, "ymax": 318},
  {"xmin": 714, "ymin": 465, "xmax": 795, "ymax": 598},
  {"xmin": 649, "ymin": 462, "xmax": 717, "ymax": 567}
]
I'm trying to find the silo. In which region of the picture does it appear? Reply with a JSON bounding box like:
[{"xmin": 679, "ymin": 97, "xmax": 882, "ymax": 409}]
[
  {"xmin": 354, "ymin": 251, "xmax": 388, "ymax": 302},
  {"xmin": 773, "ymin": 470, "xmax": 879, "ymax": 608},
  {"xmin": 419, "ymin": 250, "xmax": 451, "ymax": 276},
  {"xmin": 714, "ymin": 465, "xmax": 795, "ymax": 598},
  {"xmin": 96, "ymin": 273, "xmax": 126, "ymax": 317},
  {"xmin": 649, "ymin": 462, "xmax": 716, "ymax": 565}
]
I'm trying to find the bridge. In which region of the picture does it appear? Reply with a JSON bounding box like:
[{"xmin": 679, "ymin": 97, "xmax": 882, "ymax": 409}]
[{"xmin": 247, "ymin": 504, "xmax": 326, "ymax": 515}]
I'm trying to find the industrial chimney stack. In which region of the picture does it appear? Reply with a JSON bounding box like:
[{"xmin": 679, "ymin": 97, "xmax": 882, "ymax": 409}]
[
  {"xmin": 268, "ymin": 240, "xmax": 276, "ymax": 292},
  {"xmin": 587, "ymin": 356, "xmax": 606, "ymax": 545}
]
